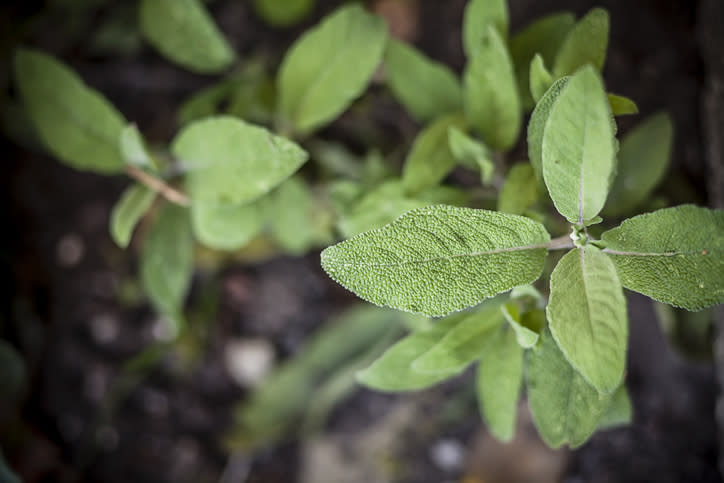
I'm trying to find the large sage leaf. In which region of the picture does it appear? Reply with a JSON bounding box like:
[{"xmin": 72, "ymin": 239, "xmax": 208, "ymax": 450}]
[
  {"xmin": 527, "ymin": 328, "xmax": 614, "ymax": 448},
  {"xmin": 601, "ymin": 205, "xmax": 724, "ymax": 310},
  {"xmin": 526, "ymin": 76, "xmax": 569, "ymax": 181},
  {"xmin": 548, "ymin": 246, "xmax": 627, "ymax": 394},
  {"xmin": 110, "ymin": 183, "xmax": 156, "ymax": 248},
  {"xmin": 14, "ymin": 48, "xmax": 126, "ymax": 174},
  {"xmin": 462, "ymin": 0, "xmax": 508, "ymax": 57},
  {"xmin": 542, "ymin": 65, "xmax": 615, "ymax": 224},
  {"xmin": 171, "ymin": 116, "xmax": 307, "ymax": 205},
  {"xmin": 477, "ymin": 324, "xmax": 524, "ymax": 442},
  {"xmin": 277, "ymin": 4, "xmax": 387, "ymax": 135},
  {"xmin": 552, "ymin": 8, "xmax": 609, "ymax": 78},
  {"xmin": 191, "ymin": 199, "xmax": 264, "ymax": 251},
  {"xmin": 402, "ymin": 114, "xmax": 466, "ymax": 195},
  {"xmin": 463, "ymin": 25, "xmax": 521, "ymax": 151},
  {"xmin": 321, "ymin": 205, "xmax": 550, "ymax": 317},
  {"xmin": 603, "ymin": 113, "xmax": 673, "ymax": 216},
  {"xmin": 385, "ymin": 39, "xmax": 462, "ymax": 122},
  {"xmin": 139, "ymin": 0, "xmax": 235, "ymax": 74}
]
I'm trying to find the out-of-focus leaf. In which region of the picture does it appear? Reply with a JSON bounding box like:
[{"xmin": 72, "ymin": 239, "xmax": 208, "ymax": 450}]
[
  {"xmin": 252, "ymin": 0, "xmax": 314, "ymax": 27},
  {"xmin": 110, "ymin": 183, "xmax": 156, "ymax": 248}
]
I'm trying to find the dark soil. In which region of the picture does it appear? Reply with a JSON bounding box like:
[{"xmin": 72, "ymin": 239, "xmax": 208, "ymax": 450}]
[{"xmin": 2, "ymin": 1, "xmax": 721, "ymax": 482}]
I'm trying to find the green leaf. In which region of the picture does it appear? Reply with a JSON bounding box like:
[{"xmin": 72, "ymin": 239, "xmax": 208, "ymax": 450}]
[
  {"xmin": 462, "ymin": 0, "xmax": 508, "ymax": 57},
  {"xmin": 553, "ymin": 8, "xmax": 609, "ymax": 78},
  {"xmin": 529, "ymin": 54, "xmax": 553, "ymax": 104},
  {"xmin": 477, "ymin": 324, "xmax": 524, "ymax": 442},
  {"xmin": 547, "ymin": 246, "xmax": 627, "ymax": 393},
  {"xmin": 501, "ymin": 303, "xmax": 539, "ymax": 348},
  {"xmin": 321, "ymin": 205, "xmax": 550, "ymax": 317},
  {"xmin": 601, "ymin": 205, "xmax": 724, "ymax": 310},
  {"xmin": 527, "ymin": 328, "xmax": 613, "ymax": 448},
  {"xmin": 385, "ymin": 39, "xmax": 462, "ymax": 122},
  {"xmin": 139, "ymin": 0, "xmax": 235, "ymax": 74},
  {"xmin": 177, "ymin": 78, "xmax": 241, "ymax": 126},
  {"xmin": 171, "ymin": 116, "xmax": 308, "ymax": 205},
  {"xmin": 412, "ymin": 299, "xmax": 505, "ymax": 374},
  {"xmin": 120, "ymin": 123, "xmax": 157, "ymax": 169},
  {"xmin": 463, "ymin": 25, "xmax": 521, "ymax": 151},
  {"xmin": 597, "ymin": 384, "xmax": 632, "ymax": 430},
  {"xmin": 608, "ymin": 94, "xmax": 639, "ymax": 116},
  {"xmin": 356, "ymin": 315, "xmax": 462, "ymax": 391},
  {"xmin": 402, "ymin": 114, "xmax": 466, "ymax": 195},
  {"xmin": 140, "ymin": 204, "xmax": 194, "ymax": 324},
  {"xmin": 527, "ymin": 76, "xmax": 569, "ymax": 181},
  {"xmin": 191, "ymin": 199, "xmax": 264, "ymax": 251},
  {"xmin": 14, "ymin": 48, "xmax": 126, "ymax": 174},
  {"xmin": 277, "ymin": 4, "xmax": 387, "ymax": 135},
  {"xmin": 448, "ymin": 126, "xmax": 494, "ymax": 184},
  {"xmin": 110, "ymin": 183, "xmax": 156, "ymax": 248},
  {"xmin": 498, "ymin": 162, "xmax": 540, "ymax": 215},
  {"xmin": 603, "ymin": 113, "xmax": 672, "ymax": 217},
  {"xmin": 542, "ymin": 65, "xmax": 616, "ymax": 224},
  {"xmin": 252, "ymin": 0, "xmax": 314, "ymax": 27},
  {"xmin": 510, "ymin": 12, "xmax": 575, "ymax": 110}
]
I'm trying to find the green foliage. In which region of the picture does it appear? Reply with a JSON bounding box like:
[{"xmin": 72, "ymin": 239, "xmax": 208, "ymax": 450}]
[
  {"xmin": 120, "ymin": 124, "xmax": 157, "ymax": 169},
  {"xmin": 139, "ymin": 0, "xmax": 235, "ymax": 74},
  {"xmin": 527, "ymin": 76, "xmax": 569, "ymax": 181},
  {"xmin": 252, "ymin": 0, "xmax": 314, "ymax": 27},
  {"xmin": 110, "ymin": 183, "xmax": 156, "ymax": 248},
  {"xmin": 498, "ymin": 162, "xmax": 539, "ymax": 215},
  {"xmin": 529, "ymin": 54, "xmax": 553, "ymax": 104},
  {"xmin": 276, "ymin": 3, "xmax": 387, "ymax": 135},
  {"xmin": 552, "ymin": 8, "xmax": 609, "ymax": 78},
  {"xmin": 14, "ymin": 48, "xmax": 127, "ymax": 174},
  {"xmin": 190, "ymin": 199, "xmax": 264, "ymax": 251},
  {"xmin": 462, "ymin": 0, "xmax": 509, "ymax": 57},
  {"xmin": 607, "ymin": 94, "xmax": 639, "ymax": 116},
  {"xmin": 448, "ymin": 126, "xmax": 494, "ymax": 184}
]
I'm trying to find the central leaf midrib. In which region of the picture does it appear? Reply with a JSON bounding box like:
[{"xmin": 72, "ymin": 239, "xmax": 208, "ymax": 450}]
[{"xmin": 602, "ymin": 248, "xmax": 713, "ymax": 257}]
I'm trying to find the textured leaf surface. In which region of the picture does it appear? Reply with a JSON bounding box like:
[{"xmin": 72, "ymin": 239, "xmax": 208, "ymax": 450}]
[
  {"xmin": 14, "ymin": 48, "xmax": 126, "ymax": 174},
  {"xmin": 510, "ymin": 12, "xmax": 575, "ymax": 110},
  {"xmin": 601, "ymin": 205, "xmax": 724, "ymax": 310},
  {"xmin": 608, "ymin": 94, "xmax": 639, "ymax": 116},
  {"xmin": 252, "ymin": 0, "xmax": 313, "ymax": 27},
  {"xmin": 385, "ymin": 39, "xmax": 462, "ymax": 122},
  {"xmin": 527, "ymin": 328, "xmax": 613, "ymax": 448},
  {"xmin": 527, "ymin": 76, "xmax": 569, "ymax": 181},
  {"xmin": 603, "ymin": 113, "xmax": 672, "ymax": 216},
  {"xmin": 357, "ymin": 316, "xmax": 463, "ymax": 391},
  {"xmin": 553, "ymin": 8, "xmax": 609, "ymax": 78},
  {"xmin": 277, "ymin": 4, "xmax": 387, "ymax": 135},
  {"xmin": 477, "ymin": 324, "xmax": 523, "ymax": 441},
  {"xmin": 462, "ymin": 0, "xmax": 508, "ymax": 57},
  {"xmin": 139, "ymin": 0, "xmax": 235, "ymax": 74},
  {"xmin": 321, "ymin": 205, "xmax": 550, "ymax": 317},
  {"xmin": 448, "ymin": 127, "xmax": 494, "ymax": 184},
  {"xmin": 498, "ymin": 162, "xmax": 540, "ymax": 215},
  {"xmin": 529, "ymin": 54, "xmax": 553, "ymax": 104},
  {"xmin": 402, "ymin": 114, "xmax": 466, "ymax": 195},
  {"xmin": 542, "ymin": 66, "xmax": 615, "ymax": 224},
  {"xmin": 413, "ymin": 299, "xmax": 505, "ymax": 374},
  {"xmin": 191, "ymin": 199, "xmax": 264, "ymax": 251},
  {"xmin": 172, "ymin": 116, "xmax": 307, "ymax": 205},
  {"xmin": 548, "ymin": 246, "xmax": 627, "ymax": 393},
  {"xmin": 140, "ymin": 204, "xmax": 194, "ymax": 321},
  {"xmin": 597, "ymin": 384, "xmax": 632, "ymax": 429},
  {"xmin": 463, "ymin": 26, "xmax": 521, "ymax": 151},
  {"xmin": 110, "ymin": 183, "xmax": 155, "ymax": 248}
]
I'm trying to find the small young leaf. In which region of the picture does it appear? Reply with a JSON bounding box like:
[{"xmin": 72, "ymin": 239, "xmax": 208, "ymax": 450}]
[
  {"xmin": 552, "ymin": 8, "xmax": 609, "ymax": 78},
  {"xmin": 139, "ymin": 0, "xmax": 235, "ymax": 74},
  {"xmin": 542, "ymin": 65, "xmax": 615, "ymax": 224},
  {"xmin": 402, "ymin": 114, "xmax": 466, "ymax": 195},
  {"xmin": 501, "ymin": 303, "xmax": 539, "ymax": 348},
  {"xmin": 14, "ymin": 48, "xmax": 126, "ymax": 174},
  {"xmin": 448, "ymin": 126, "xmax": 494, "ymax": 184},
  {"xmin": 385, "ymin": 39, "xmax": 462, "ymax": 122},
  {"xmin": 321, "ymin": 205, "xmax": 550, "ymax": 317},
  {"xmin": 412, "ymin": 299, "xmax": 505, "ymax": 374},
  {"xmin": 140, "ymin": 204, "xmax": 194, "ymax": 323},
  {"xmin": 462, "ymin": 0, "xmax": 509, "ymax": 57},
  {"xmin": 529, "ymin": 54, "xmax": 553, "ymax": 104},
  {"xmin": 463, "ymin": 25, "xmax": 521, "ymax": 151},
  {"xmin": 252, "ymin": 0, "xmax": 314, "ymax": 27},
  {"xmin": 477, "ymin": 324, "xmax": 524, "ymax": 442},
  {"xmin": 277, "ymin": 4, "xmax": 387, "ymax": 135},
  {"xmin": 527, "ymin": 328, "xmax": 613, "ymax": 448},
  {"xmin": 527, "ymin": 76, "xmax": 569, "ymax": 181},
  {"xmin": 120, "ymin": 124, "xmax": 156, "ymax": 169},
  {"xmin": 171, "ymin": 116, "xmax": 308, "ymax": 205},
  {"xmin": 498, "ymin": 162, "xmax": 539, "ymax": 215},
  {"xmin": 547, "ymin": 246, "xmax": 628, "ymax": 394},
  {"xmin": 110, "ymin": 183, "xmax": 156, "ymax": 248},
  {"xmin": 597, "ymin": 384, "xmax": 632, "ymax": 430},
  {"xmin": 608, "ymin": 94, "xmax": 639, "ymax": 116},
  {"xmin": 191, "ymin": 199, "xmax": 264, "ymax": 251},
  {"xmin": 603, "ymin": 113, "xmax": 672, "ymax": 217},
  {"xmin": 510, "ymin": 12, "xmax": 575, "ymax": 110},
  {"xmin": 601, "ymin": 205, "xmax": 724, "ymax": 311},
  {"xmin": 356, "ymin": 315, "xmax": 462, "ymax": 391}
]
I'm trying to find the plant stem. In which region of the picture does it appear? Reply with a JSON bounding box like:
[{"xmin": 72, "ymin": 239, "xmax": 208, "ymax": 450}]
[
  {"xmin": 125, "ymin": 165, "xmax": 190, "ymax": 206},
  {"xmin": 547, "ymin": 234, "xmax": 575, "ymax": 251}
]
